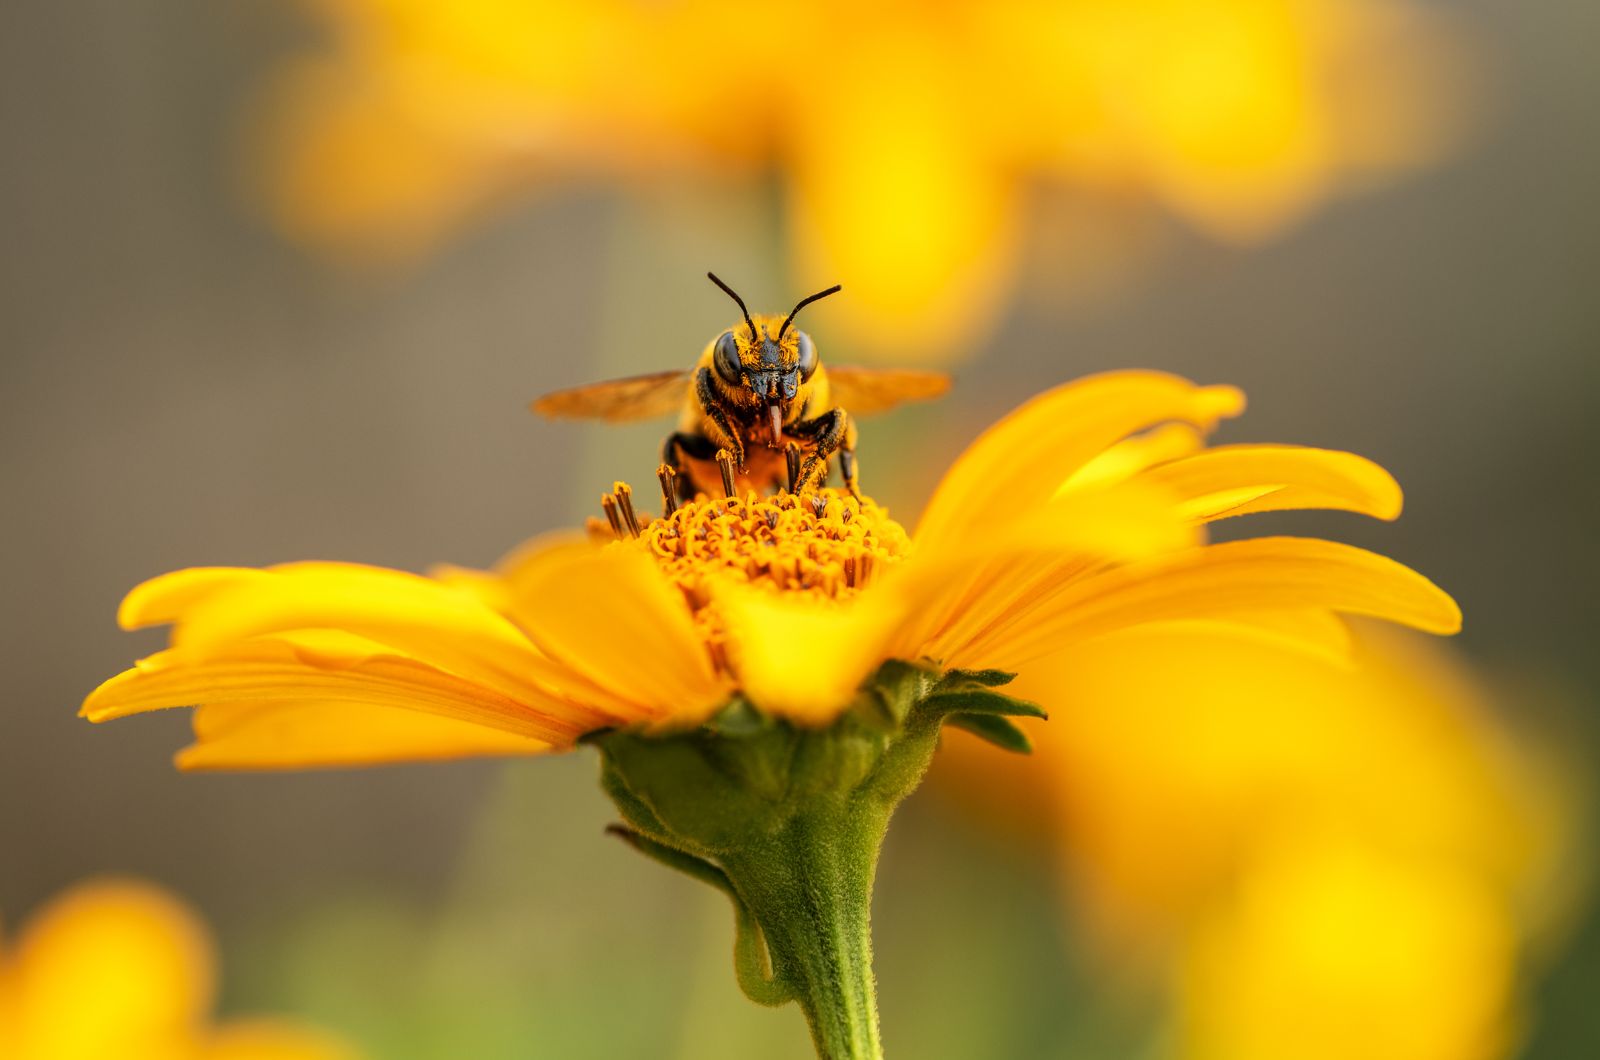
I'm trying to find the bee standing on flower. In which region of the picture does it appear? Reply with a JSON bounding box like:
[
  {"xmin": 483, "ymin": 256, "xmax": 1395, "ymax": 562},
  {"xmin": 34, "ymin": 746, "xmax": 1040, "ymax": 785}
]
[{"xmin": 532, "ymin": 273, "xmax": 949, "ymax": 504}]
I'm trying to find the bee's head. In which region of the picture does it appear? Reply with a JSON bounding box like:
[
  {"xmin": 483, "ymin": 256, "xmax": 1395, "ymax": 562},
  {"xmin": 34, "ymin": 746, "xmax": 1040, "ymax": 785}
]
[{"xmin": 707, "ymin": 273, "xmax": 840, "ymax": 445}]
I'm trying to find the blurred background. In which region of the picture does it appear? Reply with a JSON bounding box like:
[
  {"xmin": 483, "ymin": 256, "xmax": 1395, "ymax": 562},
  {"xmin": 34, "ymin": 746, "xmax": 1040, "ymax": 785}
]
[{"xmin": 2, "ymin": 1, "xmax": 1596, "ymax": 1056}]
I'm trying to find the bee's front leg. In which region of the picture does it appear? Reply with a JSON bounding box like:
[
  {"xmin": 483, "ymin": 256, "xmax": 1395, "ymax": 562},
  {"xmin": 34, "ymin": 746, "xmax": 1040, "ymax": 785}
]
[
  {"xmin": 694, "ymin": 367, "xmax": 746, "ymax": 470},
  {"xmin": 662, "ymin": 430, "xmax": 718, "ymax": 503},
  {"xmin": 790, "ymin": 408, "xmax": 849, "ymax": 491}
]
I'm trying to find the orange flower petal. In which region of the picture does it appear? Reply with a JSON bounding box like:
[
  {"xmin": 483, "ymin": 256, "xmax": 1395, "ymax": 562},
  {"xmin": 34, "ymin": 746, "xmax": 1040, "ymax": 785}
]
[
  {"xmin": 1139, "ymin": 444, "xmax": 1404, "ymax": 522},
  {"xmin": 139, "ymin": 563, "xmax": 617, "ymax": 713},
  {"xmin": 178, "ymin": 699, "xmax": 548, "ymax": 771},
  {"xmin": 119, "ymin": 567, "xmax": 270, "ymax": 630},
  {"xmin": 1161, "ymin": 610, "xmax": 1356, "ymax": 664},
  {"xmin": 714, "ymin": 580, "xmax": 906, "ymax": 726},
  {"xmin": 1061, "ymin": 423, "xmax": 1208, "ymax": 493},
  {"xmin": 894, "ymin": 479, "xmax": 1201, "ymax": 663},
  {"xmin": 503, "ymin": 543, "xmax": 730, "ymax": 726},
  {"xmin": 82, "ymin": 637, "xmax": 593, "ymax": 744},
  {"xmin": 961, "ymin": 536, "xmax": 1460, "ymax": 670},
  {"xmin": 916, "ymin": 371, "xmax": 1244, "ymax": 550}
]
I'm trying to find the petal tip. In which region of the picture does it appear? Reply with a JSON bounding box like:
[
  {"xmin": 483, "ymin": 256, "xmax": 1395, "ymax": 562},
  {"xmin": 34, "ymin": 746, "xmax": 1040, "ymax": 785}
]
[
  {"xmin": 1199, "ymin": 384, "xmax": 1247, "ymax": 420},
  {"xmin": 1370, "ymin": 465, "xmax": 1405, "ymax": 522},
  {"xmin": 79, "ymin": 673, "xmax": 129, "ymax": 722},
  {"xmin": 1434, "ymin": 594, "xmax": 1465, "ymax": 635}
]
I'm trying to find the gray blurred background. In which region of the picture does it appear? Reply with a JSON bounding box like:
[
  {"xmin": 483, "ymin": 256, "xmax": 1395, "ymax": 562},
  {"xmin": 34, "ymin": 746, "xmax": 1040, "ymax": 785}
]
[{"xmin": 2, "ymin": 1, "xmax": 1596, "ymax": 1057}]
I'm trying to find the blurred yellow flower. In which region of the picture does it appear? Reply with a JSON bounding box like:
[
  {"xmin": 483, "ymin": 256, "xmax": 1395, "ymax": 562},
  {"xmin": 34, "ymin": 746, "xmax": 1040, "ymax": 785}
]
[
  {"xmin": 0, "ymin": 879, "xmax": 360, "ymax": 1060},
  {"xmin": 941, "ymin": 624, "xmax": 1573, "ymax": 1060},
  {"xmin": 1179, "ymin": 836, "xmax": 1519, "ymax": 1060},
  {"xmin": 83, "ymin": 371, "xmax": 1457, "ymax": 767},
  {"xmin": 253, "ymin": 0, "xmax": 1472, "ymax": 358}
]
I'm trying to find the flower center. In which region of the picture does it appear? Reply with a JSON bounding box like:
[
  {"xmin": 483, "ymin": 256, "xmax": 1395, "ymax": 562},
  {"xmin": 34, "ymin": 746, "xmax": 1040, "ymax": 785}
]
[
  {"xmin": 636, "ymin": 488, "xmax": 910, "ymax": 604},
  {"xmin": 590, "ymin": 482, "xmax": 911, "ymax": 660}
]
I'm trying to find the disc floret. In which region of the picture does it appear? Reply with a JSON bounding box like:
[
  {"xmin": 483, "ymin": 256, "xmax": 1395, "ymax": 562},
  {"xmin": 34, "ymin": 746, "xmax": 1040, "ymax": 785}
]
[{"xmin": 639, "ymin": 488, "xmax": 909, "ymax": 597}]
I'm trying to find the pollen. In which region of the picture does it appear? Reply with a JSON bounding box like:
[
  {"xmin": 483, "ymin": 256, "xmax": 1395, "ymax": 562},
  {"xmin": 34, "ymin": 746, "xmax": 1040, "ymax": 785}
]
[{"xmin": 632, "ymin": 487, "xmax": 910, "ymax": 608}]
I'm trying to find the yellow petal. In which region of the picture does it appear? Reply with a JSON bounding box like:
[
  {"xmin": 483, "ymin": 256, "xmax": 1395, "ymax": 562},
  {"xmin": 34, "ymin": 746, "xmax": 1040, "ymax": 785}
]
[
  {"xmin": 151, "ymin": 562, "xmax": 615, "ymax": 714},
  {"xmin": 1026, "ymin": 480, "xmax": 1205, "ymax": 559},
  {"xmin": 715, "ymin": 581, "xmax": 905, "ymax": 726},
  {"xmin": 178, "ymin": 699, "xmax": 547, "ymax": 771},
  {"xmin": 425, "ymin": 530, "xmax": 590, "ymax": 616},
  {"xmin": 1166, "ymin": 610, "xmax": 1356, "ymax": 664},
  {"xmin": 119, "ymin": 567, "xmax": 270, "ymax": 630},
  {"xmin": 964, "ymin": 537, "xmax": 1460, "ymax": 670},
  {"xmin": 1139, "ymin": 444, "xmax": 1404, "ymax": 522},
  {"xmin": 916, "ymin": 371, "xmax": 1245, "ymax": 550},
  {"xmin": 503, "ymin": 543, "xmax": 730, "ymax": 727},
  {"xmin": 892, "ymin": 479, "xmax": 1201, "ymax": 664},
  {"xmin": 83, "ymin": 638, "xmax": 592, "ymax": 745},
  {"xmin": 1061, "ymin": 422, "xmax": 1207, "ymax": 493},
  {"xmin": 5, "ymin": 880, "xmax": 213, "ymax": 1060},
  {"xmin": 427, "ymin": 563, "xmax": 515, "ymax": 613}
]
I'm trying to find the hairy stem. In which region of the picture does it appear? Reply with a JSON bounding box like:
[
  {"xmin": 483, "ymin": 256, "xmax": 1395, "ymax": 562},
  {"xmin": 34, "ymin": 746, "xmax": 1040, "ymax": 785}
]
[{"xmin": 722, "ymin": 803, "xmax": 886, "ymax": 1060}]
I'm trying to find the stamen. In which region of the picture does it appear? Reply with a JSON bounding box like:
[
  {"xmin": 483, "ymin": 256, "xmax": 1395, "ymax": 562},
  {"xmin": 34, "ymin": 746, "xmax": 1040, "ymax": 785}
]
[
  {"xmin": 600, "ymin": 494, "xmax": 623, "ymax": 539},
  {"xmin": 810, "ymin": 494, "xmax": 829, "ymax": 518},
  {"xmin": 656, "ymin": 464, "xmax": 679, "ymax": 516},
  {"xmin": 715, "ymin": 449, "xmax": 738, "ymax": 499},
  {"xmin": 784, "ymin": 442, "xmax": 802, "ymax": 493},
  {"xmin": 613, "ymin": 482, "xmax": 641, "ymax": 538}
]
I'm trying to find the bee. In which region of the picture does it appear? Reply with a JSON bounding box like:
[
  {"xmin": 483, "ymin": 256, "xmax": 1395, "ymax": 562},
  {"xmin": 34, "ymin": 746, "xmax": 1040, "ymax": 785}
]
[{"xmin": 532, "ymin": 273, "xmax": 949, "ymax": 504}]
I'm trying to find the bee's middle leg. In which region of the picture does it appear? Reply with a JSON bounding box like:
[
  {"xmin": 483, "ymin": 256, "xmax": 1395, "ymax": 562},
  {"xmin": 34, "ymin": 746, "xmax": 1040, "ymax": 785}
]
[
  {"xmin": 789, "ymin": 409, "xmax": 849, "ymax": 491},
  {"xmin": 837, "ymin": 418, "xmax": 861, "ymax": 500}
]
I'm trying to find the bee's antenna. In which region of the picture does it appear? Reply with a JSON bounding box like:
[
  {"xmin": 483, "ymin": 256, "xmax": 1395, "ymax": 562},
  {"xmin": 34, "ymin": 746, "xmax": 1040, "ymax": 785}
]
[
  {"xmin": 778, "ymin": 283, "xmax": 843, "ymax": 339},
  {"xmin": 707, "ymin": 272, "xmax": 760, "ymax": 342}
]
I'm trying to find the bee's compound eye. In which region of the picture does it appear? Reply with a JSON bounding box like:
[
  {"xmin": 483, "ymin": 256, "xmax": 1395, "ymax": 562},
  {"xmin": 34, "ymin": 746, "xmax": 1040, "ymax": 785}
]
[
  {"xmin": 713, "ymin": 331, "xmax": 743, "ymax": 384},
  {"xmin": 796, "ymin": 332, "xmax": 818, "ymax": 381}
]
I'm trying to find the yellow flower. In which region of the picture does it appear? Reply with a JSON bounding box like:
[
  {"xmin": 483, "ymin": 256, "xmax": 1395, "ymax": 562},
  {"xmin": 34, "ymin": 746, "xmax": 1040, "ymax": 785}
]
[
  {"xmin": 83, "ymin": 371, "xmax": 1458, "ymax": 769},
  {"xmin": 939, "ymin": 624, "xmax": 1571, "ymax": 1060},
  {"xmin": 1179, "ymin": 835, "xmax": 1519, "ymax": 1060},
  {"xmin": 0, "ymin": 879, "xmax": 359, "ymax": 1060},
  {"xmin": 253, "ymin": 0, "xmax": 1472, "ymax": 358}
]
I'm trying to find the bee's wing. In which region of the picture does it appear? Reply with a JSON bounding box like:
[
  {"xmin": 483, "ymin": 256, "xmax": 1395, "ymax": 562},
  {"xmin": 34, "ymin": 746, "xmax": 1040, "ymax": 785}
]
[
  {"xmin": 824, "ymin": 366, "xmax": 951, "ymax": 416},
  {"xmin": 531, "ymin": 369, "xmax": 695, "ymax": 423}
]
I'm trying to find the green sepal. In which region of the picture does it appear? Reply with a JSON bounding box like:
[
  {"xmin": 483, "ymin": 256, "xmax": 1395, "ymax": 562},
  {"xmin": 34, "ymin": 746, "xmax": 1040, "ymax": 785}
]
[
  {"xmin": 922, "ymin": 688, "xmax": 1046, "ymax": 719},
  {"xmin": 707, "ymin": 697, "xmax": 773, "ymax": 737},
  {"xmin": 861, "ymin": 658, "xmax": 939, "ymax": 726},
  {"xmin": 943, "ymin": 712, "xmax": 1033, "ymax": 754},
  {"xmin": 605, "ymin": 823, "xmax": 731, "ymax": 893},
  {"xmin": 856, "ymin": 684, "xmax": 900, "ymax": 732},
  {"xmin": 935, "ymin": 667, "xmax": 1018, "ymax": 689},
  {"xmin": 606, "ymin": 825, "xmax": 792, "ymax": 1007}
]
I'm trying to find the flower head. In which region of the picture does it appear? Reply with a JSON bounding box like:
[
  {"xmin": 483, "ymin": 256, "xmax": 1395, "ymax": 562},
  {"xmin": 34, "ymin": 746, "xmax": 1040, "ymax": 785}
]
[
  {"xmin": 0, "ymin": 879, "xmax": 359, "ymax": 1060},
  {"xmin": 84, "ymin": 370, "xmax": 1456, "ymax": 766},
  {"xmin": 939, "ymin": 623, "xmax": 1574, "ymax": 1060},
  {"xmin": 254, "ymin": 0, "xmax": 1474, "ymax": 358}
]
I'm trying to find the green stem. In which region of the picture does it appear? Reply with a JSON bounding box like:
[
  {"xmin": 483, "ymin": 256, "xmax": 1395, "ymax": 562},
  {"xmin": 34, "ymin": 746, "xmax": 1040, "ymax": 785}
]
[
  {"xmin": 593, "ymin": 662, "xmax": 1036, "ymax": 1058},
  {"xmin": 722, "ymin": 804, "xmax": 886, "ymax": 1060}
]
